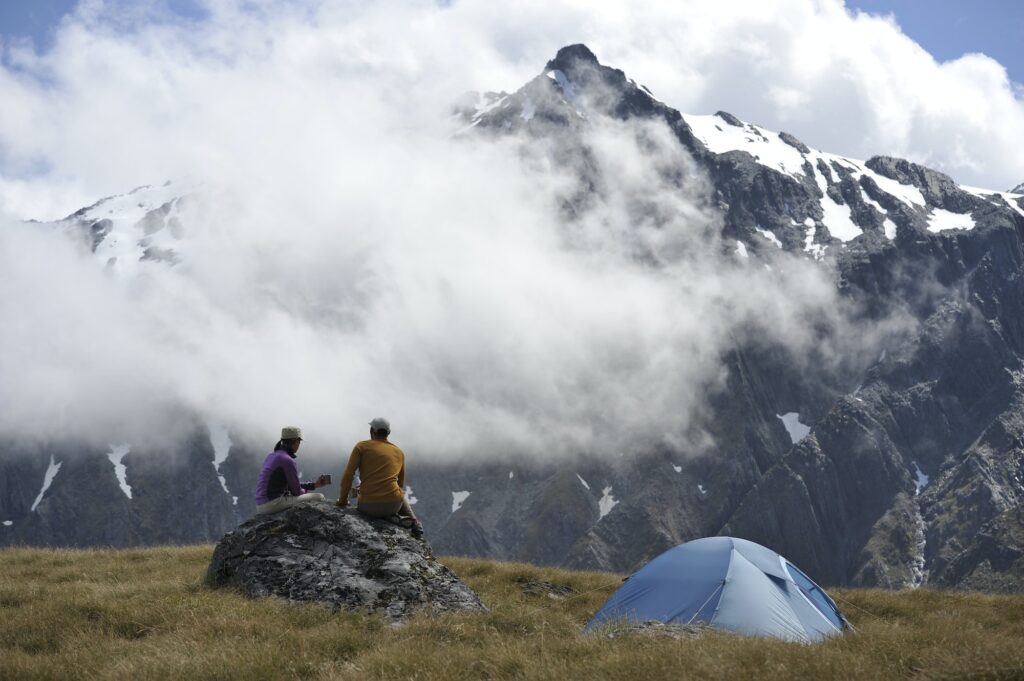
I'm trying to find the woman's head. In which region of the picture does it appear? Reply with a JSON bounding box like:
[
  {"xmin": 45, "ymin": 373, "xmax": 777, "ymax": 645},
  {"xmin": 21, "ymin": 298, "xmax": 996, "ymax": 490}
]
[
  {"xmin": 276, "ymin": 426, "xmax": 303, "ymax": 454},
  {"xmin": 276, "ymin": 438, "xmax": 301, "ymax": 454}
]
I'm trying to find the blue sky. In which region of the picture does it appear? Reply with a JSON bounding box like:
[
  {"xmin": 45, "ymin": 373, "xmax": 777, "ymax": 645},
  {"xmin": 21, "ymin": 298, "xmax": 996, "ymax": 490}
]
[
  {"xmin": 0, "ymin": 0, "xmax": 206, "ymax": 50},
  {"xmin": 849, "ymin": 0, "xmax": 1023, "ymax": 86},
  {"xmin": 1, "ymin": 1, "xmax": 1022, "ymax": 86}
]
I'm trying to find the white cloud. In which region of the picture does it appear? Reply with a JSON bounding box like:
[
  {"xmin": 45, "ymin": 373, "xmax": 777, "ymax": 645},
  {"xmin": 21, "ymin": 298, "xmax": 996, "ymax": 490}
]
[
  {"xmin": 0, "ymin": 0, "xmax": 969, "ymax": 460},
  {"xmin": 2, "ymin": 0, "xmax": 1022, "ymax": 209}
]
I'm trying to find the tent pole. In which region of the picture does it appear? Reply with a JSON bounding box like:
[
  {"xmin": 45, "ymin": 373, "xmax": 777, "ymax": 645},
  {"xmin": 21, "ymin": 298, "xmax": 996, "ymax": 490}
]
[{"xmin": 686, "ymin": 579, "xmax": 726, "ymax": 625}]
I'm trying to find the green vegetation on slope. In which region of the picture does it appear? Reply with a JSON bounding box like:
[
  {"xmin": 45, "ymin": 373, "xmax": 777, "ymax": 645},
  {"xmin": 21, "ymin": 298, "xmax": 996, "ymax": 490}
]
[{"xmin": 1, "ymin": 546, "xmax": 1023, "ymax": 680}]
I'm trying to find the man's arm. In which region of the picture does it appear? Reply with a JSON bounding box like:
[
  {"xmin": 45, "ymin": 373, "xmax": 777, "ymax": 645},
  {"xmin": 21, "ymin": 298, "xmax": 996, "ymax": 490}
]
[{"xmin": 337, "ymin": 446, "xmax": 361, "ymax": 506}]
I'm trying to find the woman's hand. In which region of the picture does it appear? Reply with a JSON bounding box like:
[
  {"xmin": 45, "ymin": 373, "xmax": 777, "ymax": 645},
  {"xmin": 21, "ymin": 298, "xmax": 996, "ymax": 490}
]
[{"xmin": 315, "ymin": 474, "xmax": 331, "ymax": 488}]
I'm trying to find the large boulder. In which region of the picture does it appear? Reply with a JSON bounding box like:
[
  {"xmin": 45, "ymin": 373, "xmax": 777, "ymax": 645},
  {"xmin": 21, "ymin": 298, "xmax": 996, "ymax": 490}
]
[{"xmin": 206, "ymin": 502, "xmax": 486, "ymax": 618}]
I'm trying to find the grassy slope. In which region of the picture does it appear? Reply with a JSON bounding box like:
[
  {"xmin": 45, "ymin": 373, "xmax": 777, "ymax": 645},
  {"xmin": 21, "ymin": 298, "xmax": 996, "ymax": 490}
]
[{"xmin": 1, "ymin": 546, "xmax": 1023, "ymax": 681}]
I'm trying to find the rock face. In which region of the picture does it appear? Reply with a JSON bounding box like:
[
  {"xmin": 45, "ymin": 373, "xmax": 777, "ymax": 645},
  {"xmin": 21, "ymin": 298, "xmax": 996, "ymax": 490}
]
[
  {"xmin": 0, "ymin": 424, "xmax": 255, "ymax": 549},
  {"xmin": 206, "ymin": 502, "xmax": 486, "ymax": 618}
]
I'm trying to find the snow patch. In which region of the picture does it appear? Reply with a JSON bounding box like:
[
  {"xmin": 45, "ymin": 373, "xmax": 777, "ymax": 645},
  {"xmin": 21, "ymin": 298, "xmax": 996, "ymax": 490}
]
[
  {"xmin": 107, "ymin": 444, "xmax": 132, "ymax": 499},
  {"xmin": 1, "ymin": 521, "xmax": 11, "ymax": 527},
  {"xmin": 405, "ymin": 486, "xmax": 418, "ymax": 505},
  {"xmin": 912, "ymin": 461, "xmax": 930, "ymax": 495},
  {"xmin": 519, "ymin": 98, "xmax": 536, "ymax": 122},
  {"xmin": 598, "ymin": 486, "xmax": 618, "ymax": 519},
  {"xmin": 755, "ymin": 227, "xmax": 782, "ymax": 248},
  {"xmin": 859, "ymin": 188, "xmax": 899, "ymax": 239},
  {"xmin": 855, "ymin": 165, "xmax": 926, "ymax": 207},
  {"xmin": 959, "ymin": 184, "xmax": 1023, "ymax": 217},
  {"xmin": 960, "ymin": 184, "xmax": 999, "ymax": 198},
  {"xmin": 683, "ymin": 114, "xmax": 807, "ymax": 178},
  {"xmin": 208, "ymin": 422, "xmax": 233, "ymax": 496},
  {"xmin": 672, "ymin": 464, "xmax": 682, "ymax": 473},
  {"xmin": 927, "ymin": 208, "xmax": 976, "ymax": 233},
  {"xmin": 998, "ymin": 194, "xmax": 1024, "ymax": 218},
  {"xmin": 734, "ymin": 240, "xmax": 748, "ymax": 258},
  {"xmin": 819, "ymin": 193, "xmax": 863, "ymax": 242},
  {"xmin": 452, "ymin": 490, "xmax": 470, "ymax": 513},
  {"xmin": 576, "ymin": 473, "xmax": 591, "ymax": 490},
  {"xmin": 31, "ymin": 455, "xmax": 63, "ymax": 512},
  {"xmin": 803, "ymin": 219, "xmax": 827, "ymax": 260},
  {"xmin": 812, "ymin": 152, "xmax": 925, "ymax": 208},
  {"xmin": 883, "ymin": 218, "xmax": 898, "ymax": 240},
  {"xmin": 697, "ymin": 484, "xmax": 707, "ymax": 495},
  {"xmin": 548, "ymin": 69, "xmax": 581, "ymax": 114},
  {"xmin": 810, "ymin": 164, "xmax": 862, "ymax": 243},
  {"xmin": 859, "ymin": 188, "xmax": 887, "ymax": 214},
  {"xmin": 679, "ymin": 113, "xmax": 932, "ymax": 219},
  {"xmin": 778, "ymin": 413, "xmax": 811, "ymax": 444},
  {"xmin": 472, "ymin": 92, "xmax": 507, "ymax": 121},
  {"xmin": 509, "ymin": 471, "xmax": 514, "ymax": 479},
  {"xmin": 67, "ymin": 181, "xmax": 196, "ymax": 279}
]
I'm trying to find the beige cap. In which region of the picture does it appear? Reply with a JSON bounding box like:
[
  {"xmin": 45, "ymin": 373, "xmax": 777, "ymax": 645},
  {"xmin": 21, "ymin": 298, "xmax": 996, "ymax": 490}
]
[{"xmin": 281, "ymin": 426, "xmax": 303, "ymax": 440}]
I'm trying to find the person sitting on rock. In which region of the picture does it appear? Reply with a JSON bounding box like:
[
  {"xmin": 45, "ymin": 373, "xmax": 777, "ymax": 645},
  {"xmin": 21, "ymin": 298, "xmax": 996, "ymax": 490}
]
[
  {"xmin": 337, "ymin": 417, "xmax": 423, "ymax": 538},
  {"xmin": 254, "ymin": 427, "xmax": 331, "ymax": 515}
]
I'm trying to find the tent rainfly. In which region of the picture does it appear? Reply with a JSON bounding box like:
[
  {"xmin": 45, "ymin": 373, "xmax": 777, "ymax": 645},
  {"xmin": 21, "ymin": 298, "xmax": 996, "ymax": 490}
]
[{"xmin": 586, "ymin": 536, "xmax": 850, "ymax": 642}]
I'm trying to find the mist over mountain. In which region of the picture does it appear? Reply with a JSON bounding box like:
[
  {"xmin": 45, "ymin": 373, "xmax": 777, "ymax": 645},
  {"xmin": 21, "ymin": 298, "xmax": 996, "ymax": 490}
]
[{"xmin": 3, "ymin": 39, "xmax": 1024, "ymax": 594}]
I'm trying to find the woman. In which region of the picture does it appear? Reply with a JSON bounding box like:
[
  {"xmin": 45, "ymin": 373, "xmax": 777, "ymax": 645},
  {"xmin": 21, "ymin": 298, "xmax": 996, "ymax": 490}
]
[{"xmin": 254, "ymin": 426, "xmax": 331, "ymax": 515}]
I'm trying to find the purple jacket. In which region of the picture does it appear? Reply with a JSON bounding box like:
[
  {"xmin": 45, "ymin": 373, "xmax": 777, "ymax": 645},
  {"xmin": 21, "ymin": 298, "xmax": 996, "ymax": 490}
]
[{"xmin": 254, "ymin": 449, "xmax": 315, "ymax": 505}]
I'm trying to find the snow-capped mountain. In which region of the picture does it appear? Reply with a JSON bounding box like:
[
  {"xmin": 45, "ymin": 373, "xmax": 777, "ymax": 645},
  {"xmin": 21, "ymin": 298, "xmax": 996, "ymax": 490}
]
[
  {"xmin": 432, "ymin": 45, "xmax": 1024, "ymax": 590},
  {"xmin": 459, "ymin": 44, "xmax": 1022, "ymax": 259},
  {"xmin": 56, "ymin": 180, "xmax": 198, "ymax": 275},
  {"xmin": 4, "ymin": 44, "xmax": 1024, "ymax": 592}
]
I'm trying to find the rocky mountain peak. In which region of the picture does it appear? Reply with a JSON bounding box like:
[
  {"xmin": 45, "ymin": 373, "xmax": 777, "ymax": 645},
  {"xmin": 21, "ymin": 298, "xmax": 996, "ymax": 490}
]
[
  {"xmin": 1011, "ymin": 182, "xmax": 1024, "ymax": 194},
  {"xmin": 544, "ymin": 43, "xmax": 600, "ymax": 75}
]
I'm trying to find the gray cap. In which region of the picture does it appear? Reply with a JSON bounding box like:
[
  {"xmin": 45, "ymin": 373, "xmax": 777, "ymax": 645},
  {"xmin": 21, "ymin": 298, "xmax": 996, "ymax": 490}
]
[
  {"xmin": 368, "ymin": 417, "xmax": 391, "ymax": 433},
  {"xmin": 281, "ymin": 426, "xmax": 303, "ymax": 440}
]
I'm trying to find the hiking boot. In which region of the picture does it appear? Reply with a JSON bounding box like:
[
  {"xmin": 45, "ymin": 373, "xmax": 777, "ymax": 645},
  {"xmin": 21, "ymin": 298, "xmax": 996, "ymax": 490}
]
[
  {"xmin": 411, "ymin": 520, "xmax": 424, "ymax": 539},
  {"xmin": 384, "ymin": 514, "xmax": 413, "ymax": 529}
]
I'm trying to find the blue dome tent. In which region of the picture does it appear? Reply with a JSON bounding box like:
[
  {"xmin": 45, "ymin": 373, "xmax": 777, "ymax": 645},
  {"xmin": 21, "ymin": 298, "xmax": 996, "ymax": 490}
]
[{"xmin": 586, "ymin": 536, "xmax": 850, "ymax": 642}]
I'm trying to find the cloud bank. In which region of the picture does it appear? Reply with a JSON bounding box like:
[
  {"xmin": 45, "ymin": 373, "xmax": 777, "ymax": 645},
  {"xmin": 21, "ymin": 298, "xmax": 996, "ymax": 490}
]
[{"xmin": 0, "ymin": 0, "xmax": 991, "ymax": 459}]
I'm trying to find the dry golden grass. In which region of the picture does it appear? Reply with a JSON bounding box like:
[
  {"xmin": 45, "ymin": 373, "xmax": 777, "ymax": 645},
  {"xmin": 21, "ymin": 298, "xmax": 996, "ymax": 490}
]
[{"xmin": 1, "ymin": 545, "xmax": 1023, "ymax": 680}]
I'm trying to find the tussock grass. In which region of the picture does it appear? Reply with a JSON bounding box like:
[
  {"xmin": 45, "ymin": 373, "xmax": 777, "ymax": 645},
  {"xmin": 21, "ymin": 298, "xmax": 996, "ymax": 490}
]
[{"xmin": 1, "ymin": 546, "xmax": 1023, "ymax": 680}]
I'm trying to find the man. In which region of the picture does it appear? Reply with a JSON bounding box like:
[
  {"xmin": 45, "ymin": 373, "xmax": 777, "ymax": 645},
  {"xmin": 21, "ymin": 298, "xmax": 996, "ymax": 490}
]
[
  {"xmin": 254, "ymin": 426, "xmax": 331, "ymax": 515},
  {"xmin": 337, "ymin": 417, "xmax": 423, "ymax": 538}
]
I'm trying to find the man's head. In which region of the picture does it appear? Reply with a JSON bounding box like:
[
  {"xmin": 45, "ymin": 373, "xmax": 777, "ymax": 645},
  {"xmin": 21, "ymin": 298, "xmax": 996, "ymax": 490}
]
[
  {"xmin": 278, "ymin": 426, "xmax": 303, "ymax": 454},
  {"xmin": 368, "ymin": 417, "xmax": 390, "ymax": 441}
]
